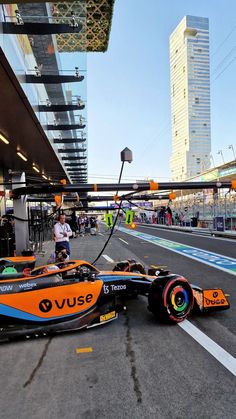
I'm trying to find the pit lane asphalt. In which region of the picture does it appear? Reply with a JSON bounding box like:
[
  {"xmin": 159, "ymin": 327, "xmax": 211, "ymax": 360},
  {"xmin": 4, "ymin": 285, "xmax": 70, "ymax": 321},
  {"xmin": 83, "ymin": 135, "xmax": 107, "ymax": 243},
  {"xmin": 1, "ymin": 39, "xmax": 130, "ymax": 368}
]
[{"xmin": 0, "ymin": 227, "xmax": 236, "ymax": 419}]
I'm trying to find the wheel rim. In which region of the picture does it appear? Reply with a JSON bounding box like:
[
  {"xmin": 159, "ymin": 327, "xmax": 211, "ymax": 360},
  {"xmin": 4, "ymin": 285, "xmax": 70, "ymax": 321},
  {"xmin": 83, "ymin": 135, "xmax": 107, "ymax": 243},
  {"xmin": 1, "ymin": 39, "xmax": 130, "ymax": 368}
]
[
  {"xmin": 163, "ymin": 278, "xmax": 193, "ymax": 321},
  {"xmin": 170, "ymin": 286, "xmax": 189, "ymax": 313}
]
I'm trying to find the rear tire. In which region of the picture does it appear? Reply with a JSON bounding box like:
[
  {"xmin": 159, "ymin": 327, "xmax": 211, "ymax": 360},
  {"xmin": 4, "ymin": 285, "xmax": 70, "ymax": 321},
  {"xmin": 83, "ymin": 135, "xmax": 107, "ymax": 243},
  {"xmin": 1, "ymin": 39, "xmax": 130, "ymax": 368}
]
[{"xmin": 148, "ymin": 277, "xmax": 193, "ymax": 323}]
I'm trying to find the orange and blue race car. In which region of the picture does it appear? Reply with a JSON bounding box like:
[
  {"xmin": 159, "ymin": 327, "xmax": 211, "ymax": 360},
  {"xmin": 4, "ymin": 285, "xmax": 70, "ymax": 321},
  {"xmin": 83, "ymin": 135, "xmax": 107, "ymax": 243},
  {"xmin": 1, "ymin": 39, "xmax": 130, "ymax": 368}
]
[{"xmin": 0, "ymin": 256, "xmax": 230, "ymax": 341}]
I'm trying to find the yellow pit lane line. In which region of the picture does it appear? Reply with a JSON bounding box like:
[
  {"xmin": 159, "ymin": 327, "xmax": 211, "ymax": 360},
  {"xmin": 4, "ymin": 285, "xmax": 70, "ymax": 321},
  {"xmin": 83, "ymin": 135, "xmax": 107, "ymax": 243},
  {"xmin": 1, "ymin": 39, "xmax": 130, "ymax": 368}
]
[{"xmin": 76, "ymin": 347, "xmax": 93, "ymax": 354}]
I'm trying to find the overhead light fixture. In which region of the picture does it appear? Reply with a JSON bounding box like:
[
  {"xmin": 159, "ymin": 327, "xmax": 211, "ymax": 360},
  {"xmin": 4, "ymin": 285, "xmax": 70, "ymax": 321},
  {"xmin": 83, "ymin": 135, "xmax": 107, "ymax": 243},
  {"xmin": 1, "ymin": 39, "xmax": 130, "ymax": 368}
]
[
  {"xmin": 0, "ymin": 133, "xmax": 9, "ymax": 144},
  {"xmin": 17, "ymin": 151, "xmax": 27, "ymax": 162},
  {"xmin": 42, "ymin": 174, "xmax": 48, "ymax": 180},
  {"xmin": 32, "ymin": 165, "xmax": 40, "ymax": 173}
]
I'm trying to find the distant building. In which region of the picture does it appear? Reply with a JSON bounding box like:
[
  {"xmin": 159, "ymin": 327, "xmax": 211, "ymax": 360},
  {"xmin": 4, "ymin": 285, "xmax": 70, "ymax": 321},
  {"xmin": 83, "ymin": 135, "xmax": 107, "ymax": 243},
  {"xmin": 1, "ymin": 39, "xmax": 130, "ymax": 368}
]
[{"xmin": 170, "ymin": 16, "xmax": 211, "ymax": 181}]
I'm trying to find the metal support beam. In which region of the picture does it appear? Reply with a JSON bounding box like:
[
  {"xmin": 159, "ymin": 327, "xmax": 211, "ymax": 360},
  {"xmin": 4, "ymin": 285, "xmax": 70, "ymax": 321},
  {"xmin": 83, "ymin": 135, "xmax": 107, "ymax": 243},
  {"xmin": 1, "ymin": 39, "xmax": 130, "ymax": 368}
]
[
  {"xmin": 27, "ymin": 194, "xmax": 169, "ymax": 203},
  {"xmin": 65, "ymin": 163, "xmax": 87, "ymax": 167},
  {"xmin": 44, "ymin": 124, "xmax": 85, "ymax": 130},
  {"xmin": 0, "ymin": 168, "xmax": 6, "ymax": 216},
  {"xmin": 53, "ymin": 138, "xmax": 86, "ymax": 144},
  {"xmin": 68, "ymin": 172, "xmax": 87, "ymax": 175},
  {"xmin": 36, "ymin": 104, "xmax": 85, "ymax": 112},
  {"xmin": 62, "ymin": 156, "xmax": 86, "ymax": 161},
  {"xmin": 12, "ymin": 172, "xmax": 29, "ymax": 254},
  {"xmin": 58, "ymin": 148, "xmax": 86, "ymax": 153},
  {"xmin": 2, "ymin": 22, "xmax": 83, "ymax": 35},
  {"xmin": 2, "ymin": 0, "xmax": 80, "ymax": 2},
  {"xmin": 22, "ymin": 74, "xmax": 84, "ymax": 84},
  {"xmin": 12, "ymin": 180, "xmax": 236, "ymax": 198}
]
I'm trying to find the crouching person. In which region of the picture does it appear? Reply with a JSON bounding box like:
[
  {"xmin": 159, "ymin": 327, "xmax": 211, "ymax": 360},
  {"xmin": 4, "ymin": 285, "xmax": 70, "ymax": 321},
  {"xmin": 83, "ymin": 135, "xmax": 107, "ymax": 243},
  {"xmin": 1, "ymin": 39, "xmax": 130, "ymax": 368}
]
[{"xmin": 47, "ymin": 245, "xmax": 70, "ymax": 264}]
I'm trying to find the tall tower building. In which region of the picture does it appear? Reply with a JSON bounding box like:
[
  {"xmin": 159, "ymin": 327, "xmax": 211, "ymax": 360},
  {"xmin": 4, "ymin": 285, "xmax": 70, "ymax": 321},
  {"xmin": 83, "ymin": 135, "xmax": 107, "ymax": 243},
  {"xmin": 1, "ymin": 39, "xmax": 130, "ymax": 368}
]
[{"xmin": 170, "ymin": 16, "xmax": 211, "ymax": 181}]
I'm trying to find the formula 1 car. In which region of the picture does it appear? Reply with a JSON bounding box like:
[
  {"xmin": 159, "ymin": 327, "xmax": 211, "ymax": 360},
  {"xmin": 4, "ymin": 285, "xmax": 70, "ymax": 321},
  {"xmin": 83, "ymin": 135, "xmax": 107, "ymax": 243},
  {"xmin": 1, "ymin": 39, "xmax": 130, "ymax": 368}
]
[{"xmin": 0, "ymin": 257, "xmax": 230, "ymax": 341}]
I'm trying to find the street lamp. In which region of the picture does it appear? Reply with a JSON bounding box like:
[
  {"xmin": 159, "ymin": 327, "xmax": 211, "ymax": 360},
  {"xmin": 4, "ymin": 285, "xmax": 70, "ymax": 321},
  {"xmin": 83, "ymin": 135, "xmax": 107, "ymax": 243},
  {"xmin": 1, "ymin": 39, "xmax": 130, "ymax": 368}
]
[
  {"xmin": 210, "ymin": 153, "xmax": 215, "ymax": 167},
  {"xmin": 228, "ymin": 144, "xmax": 236, "ymax": 160},
  {"xmin": 217, "ymin": 150, "xmax": 225, "ymax": 164}
]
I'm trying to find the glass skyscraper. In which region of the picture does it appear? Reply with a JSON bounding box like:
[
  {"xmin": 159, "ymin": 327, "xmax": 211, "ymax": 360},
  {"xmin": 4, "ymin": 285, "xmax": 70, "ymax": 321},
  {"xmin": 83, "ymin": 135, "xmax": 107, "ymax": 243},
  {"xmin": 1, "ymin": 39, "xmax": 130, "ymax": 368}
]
[{"xmin": 170, "ymin": 16, "xmax": 211, "ymax": 181}]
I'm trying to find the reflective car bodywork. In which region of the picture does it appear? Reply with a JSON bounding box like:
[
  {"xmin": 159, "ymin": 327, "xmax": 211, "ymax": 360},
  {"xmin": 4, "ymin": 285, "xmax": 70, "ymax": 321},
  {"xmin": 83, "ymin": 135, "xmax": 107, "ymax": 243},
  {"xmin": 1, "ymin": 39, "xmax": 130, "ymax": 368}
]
[{"xmin": 0, "ymin": 258, "xmax": 230, "ymax": 341}]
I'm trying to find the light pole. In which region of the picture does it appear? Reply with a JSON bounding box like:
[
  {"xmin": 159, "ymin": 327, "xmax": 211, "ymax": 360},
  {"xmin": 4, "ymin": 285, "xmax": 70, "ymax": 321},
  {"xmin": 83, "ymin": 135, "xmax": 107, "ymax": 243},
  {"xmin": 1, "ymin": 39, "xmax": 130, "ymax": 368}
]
[
  {"xmin": 210, "ymin": 153, "xmax": 215, "ymax": 167},
  {"xmin": 217, "ymin": 150, "xmax": 225, "ymax": 164},
  {"xmin": 228, "ymin": 144, "xmax": 236, "ymax": 160},
  {"xmin": 92, "ymin": 148, "xmax": 133, "ymax": 265}
]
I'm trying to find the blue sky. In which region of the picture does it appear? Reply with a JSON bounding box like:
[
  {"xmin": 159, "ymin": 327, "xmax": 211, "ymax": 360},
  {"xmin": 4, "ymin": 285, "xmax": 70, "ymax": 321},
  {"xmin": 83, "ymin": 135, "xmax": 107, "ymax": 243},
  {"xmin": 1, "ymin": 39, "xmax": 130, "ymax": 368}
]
[{"xmin": 78, "ymin": 0, "xmax": 235, "ymax": 182}]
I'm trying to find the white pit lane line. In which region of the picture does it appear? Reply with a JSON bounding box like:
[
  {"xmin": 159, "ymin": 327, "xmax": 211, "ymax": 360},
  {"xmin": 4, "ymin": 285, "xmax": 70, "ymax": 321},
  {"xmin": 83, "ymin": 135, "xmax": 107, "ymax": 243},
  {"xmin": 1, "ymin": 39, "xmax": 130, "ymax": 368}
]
[
  {"xmin": 100, "ymin": 255, "xmax": 236, "ymax": 376},
  {"xmin": 102, "ymin": 254, "xmax": 114, "ymax": 263},
  {"xmin": 179, "ymin": 320, "xmax": 236, "ymax": 377},
  {"xmin": 118, "ymin": 238, "xmax": 129, "ymax": 245}
]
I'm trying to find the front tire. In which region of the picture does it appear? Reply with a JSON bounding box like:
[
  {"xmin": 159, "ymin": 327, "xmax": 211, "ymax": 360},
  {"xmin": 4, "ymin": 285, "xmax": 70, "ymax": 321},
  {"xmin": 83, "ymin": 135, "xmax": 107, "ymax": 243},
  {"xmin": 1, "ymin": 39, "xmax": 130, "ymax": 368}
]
[{"xmin": 148, "ymin": 277, "xmax": 194, "ymax": 323}]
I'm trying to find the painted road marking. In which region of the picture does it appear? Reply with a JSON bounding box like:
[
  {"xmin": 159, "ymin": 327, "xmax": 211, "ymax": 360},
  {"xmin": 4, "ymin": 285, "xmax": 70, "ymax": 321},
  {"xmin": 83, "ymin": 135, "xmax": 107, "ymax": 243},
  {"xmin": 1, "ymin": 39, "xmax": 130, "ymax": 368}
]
[
  {"xmin": 119, "ymin": 238, "xmax": 129, "ymax": 245},
  {"xmin": 118, "ymin": 226, "xmax": 236, "ymax": 276},
  {"xmin": 179, "ymin": 320, "xmax": 236, "ymax": 377},
  {"xmin": 138, "ymin": 224, "xmax": 236, "ymax": 242},
  {"xmin": 102, "ymin": 254, "xmax": 114, "ymax": 263},
  {"xmin": 76, "ymin": 347, "xmax": 93, "ymax": 354},
  {"xmin": 99, "ymin": 254, "xmax": 235, "ymax": 376}
]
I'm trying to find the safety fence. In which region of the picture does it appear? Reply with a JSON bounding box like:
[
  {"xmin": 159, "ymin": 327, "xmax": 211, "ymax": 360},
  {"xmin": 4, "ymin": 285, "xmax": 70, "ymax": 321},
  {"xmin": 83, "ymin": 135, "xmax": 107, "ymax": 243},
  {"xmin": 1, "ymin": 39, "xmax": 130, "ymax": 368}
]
[{"xmin": 135, "ymin": 189, "xmax": 236, "ymax": 232}]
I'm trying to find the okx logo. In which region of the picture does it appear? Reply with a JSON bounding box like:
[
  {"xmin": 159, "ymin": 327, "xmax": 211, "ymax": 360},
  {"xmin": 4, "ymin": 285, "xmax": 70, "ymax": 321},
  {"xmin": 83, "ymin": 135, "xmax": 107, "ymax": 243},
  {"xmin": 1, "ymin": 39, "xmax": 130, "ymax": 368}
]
[{"xmin": 39, "ymin": 299, "xmax": 53, "ymax": 313}]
